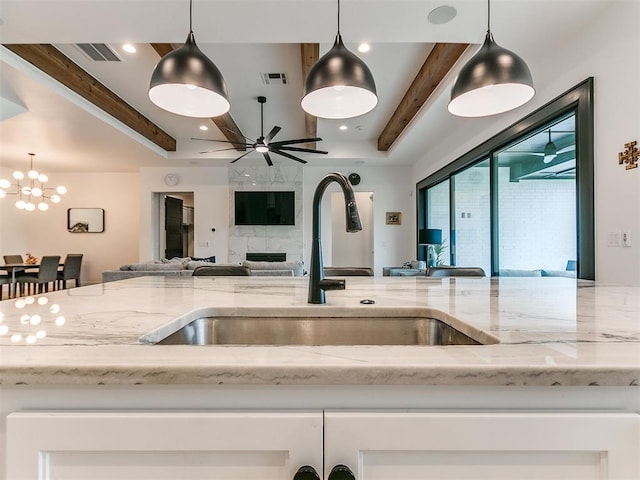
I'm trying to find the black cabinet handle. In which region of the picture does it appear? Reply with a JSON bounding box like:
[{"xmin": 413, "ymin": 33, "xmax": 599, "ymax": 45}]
[
  {"xmin": 293, "ymin": 465, "xmax": 320, "ymax": 480},
  {"xmin": 328, "ymin": 464, "xmax": 355, "ymax": 480}
]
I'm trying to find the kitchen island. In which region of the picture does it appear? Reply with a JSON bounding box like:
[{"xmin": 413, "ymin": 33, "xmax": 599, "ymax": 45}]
[{"xmin": 1, "ymin": 276, "xmax": 638, "ymax": 479}]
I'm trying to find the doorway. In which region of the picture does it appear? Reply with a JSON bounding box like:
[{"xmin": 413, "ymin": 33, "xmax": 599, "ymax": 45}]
[
  {"xmin": 157, "ymin": 192, "xmax": 195, "ymax": 259},
  {"xmin": 330, "ymin": 191, "xmax": 374, "ymax": 269}
]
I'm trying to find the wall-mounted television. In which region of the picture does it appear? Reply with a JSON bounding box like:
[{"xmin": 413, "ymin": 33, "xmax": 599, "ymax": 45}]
[{"xmin": 234, "ymin": 191, "xmax": 295, "ymax": 226}]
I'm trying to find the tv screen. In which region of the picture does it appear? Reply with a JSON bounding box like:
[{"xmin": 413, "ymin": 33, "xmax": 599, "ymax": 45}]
[{"xmin": 234, "ymin": 191, "xmax": 295, "ymax": 226}]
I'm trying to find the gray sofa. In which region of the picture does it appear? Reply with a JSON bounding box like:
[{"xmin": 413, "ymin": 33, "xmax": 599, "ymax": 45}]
[{"xmin": 102, "ymin": 258, "xmax": 305, "ymax": 283}]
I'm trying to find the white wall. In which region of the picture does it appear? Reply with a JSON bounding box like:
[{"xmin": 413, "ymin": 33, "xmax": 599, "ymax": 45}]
[
  {"xmin": 303, "ymin": 166, "xmax": 414, "ymax": 276},
  {"xmin": 138, "ymin": 167, "xmax": 229, "ymax": 263},
  {"xmin": 412, "ymin": 0, "xmax": 640, "ymax": 285},
  {"xmin": 0, "ymin": 170, "xmax": 139, "ymax": 284},
  {"xmin": 136, "ymin": 165, "xmax": 414, "ymax": 276}
]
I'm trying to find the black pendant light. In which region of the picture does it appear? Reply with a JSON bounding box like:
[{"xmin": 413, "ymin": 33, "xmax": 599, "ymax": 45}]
[
  {"xmin": 448, "ymin": 0, "xmax": 534, "ymax": 117},
  {"xmin": 148, "ymin": 0, "xmax": 230, "ymax": 118},
  {"xmin": 543, "ymin": 130, "xmax": 557, "ymax": 163},
  {"xmin": 301, "ymin": 0, "xmax": 377, "ymax": 119}
]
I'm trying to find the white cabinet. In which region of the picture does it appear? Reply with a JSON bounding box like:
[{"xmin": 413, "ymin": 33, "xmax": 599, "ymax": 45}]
[
  {"xmin": 324, "ymin": 411, "xmax": 640, "ymax": 480},
  {"xmin": 6, "ymin": 411, "xmax": 323, "ymax": 480},
  {"xmin": 7, "ymin": 410, "xmax": 639, "ymax": 479}
]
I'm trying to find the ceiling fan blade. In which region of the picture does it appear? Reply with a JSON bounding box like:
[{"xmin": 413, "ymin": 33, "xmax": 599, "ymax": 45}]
[
  {"xmin": 270, "ymin": 137, "xmax": 322, "ymax": 146},
  {"xmin": 264, "ymin": 126, "xmax": 281, "ymax": 144},
  {"xmin": 272, "ymin": 149, "xmax": 308, "ymax": 164},
  {"xmin": 263, "ymin": 152, "xmax": 274, "ymax": 167},
  {"xmin": 229, "ymin": 150, "xmax": 255, "ymax": 164},
  {"xmin": 216, "ymin": 125, "xmax": 256, "ymax": 144},
  {"xmin": 199, "ymin": 147, "xmax": 245, "ymax": 154},
  {"xmin": 277, "ymin": 146, "xmax": 328, "ymax": 155},
  {"xmin": 191, "ymin": 137, "xmax": 250, "ymax": 146}
]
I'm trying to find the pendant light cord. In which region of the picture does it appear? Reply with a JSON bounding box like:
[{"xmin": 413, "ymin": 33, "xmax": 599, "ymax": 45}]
[
  {"xmin": 189, "ymin": 0, "xmax": 193, "ymax": 33},
  {"xmin": 337, "ymin": 0, "xmax": 341, "ymax": 35},
  {"xmin": 487, "ymin": 0, "xmax": 491, "ymax": 34}
]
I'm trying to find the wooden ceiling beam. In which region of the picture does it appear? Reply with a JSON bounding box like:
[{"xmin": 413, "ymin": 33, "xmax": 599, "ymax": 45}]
[
  {"xmin": 300, "ymin": 43, "xmax": 319, "ymax": 149},
  {"xmin": 5, "ymin": 43, "xmax": 176, "ymax": 152},
  {"xmin": 377, "ymin": 43, "xmax": 469, "ymax": 152},
  {"xmin": 150, "ymin": 42, "xmax": 246, "ymax": 152}
]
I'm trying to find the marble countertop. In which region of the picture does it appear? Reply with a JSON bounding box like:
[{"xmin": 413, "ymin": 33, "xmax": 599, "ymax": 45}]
[{"xmin": 0, "ymin": 276, "xmax": 638, "ymax": 387}]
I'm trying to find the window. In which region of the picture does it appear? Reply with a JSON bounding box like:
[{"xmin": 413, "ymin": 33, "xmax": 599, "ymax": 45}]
[{"xmin": 416, "ymin": 79, "xmax": 593, "ymax": 279}]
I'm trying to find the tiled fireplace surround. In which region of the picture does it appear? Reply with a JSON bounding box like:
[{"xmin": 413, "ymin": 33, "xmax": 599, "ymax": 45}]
[{"xmin": 228, "ymin": 165, "xmax": 303, "ymax": 264}]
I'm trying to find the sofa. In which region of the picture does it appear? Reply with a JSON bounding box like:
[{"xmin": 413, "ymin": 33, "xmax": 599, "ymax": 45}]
[{"xmin": 102, "ymin": 257, "xmax": 305, "ymax": 283}]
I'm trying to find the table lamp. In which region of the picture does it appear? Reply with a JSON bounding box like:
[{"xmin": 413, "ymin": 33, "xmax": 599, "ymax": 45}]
[{"xmin": 418, "ymin": 228, "xmax": 443, "ymax": 267}]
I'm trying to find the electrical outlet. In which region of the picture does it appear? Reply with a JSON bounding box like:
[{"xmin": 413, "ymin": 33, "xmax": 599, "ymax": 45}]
[
  {"xmin": 198, "ymin": 241, "xmax": 209, "ymax": 247},
  {"xmin": 622, "ymin": 231, "xmax": 632, "ymax": 247}
]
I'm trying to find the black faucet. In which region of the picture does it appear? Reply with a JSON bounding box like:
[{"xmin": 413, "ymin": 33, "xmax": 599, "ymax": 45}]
[{"xmin": 308, "ymin": 172, "xmax": 362, "ymax": 304}]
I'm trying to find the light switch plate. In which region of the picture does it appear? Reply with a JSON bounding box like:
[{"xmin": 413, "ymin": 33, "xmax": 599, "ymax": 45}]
[{"xmin": 607, "ymin": 231, "xmax": 621, "ymax": 247}]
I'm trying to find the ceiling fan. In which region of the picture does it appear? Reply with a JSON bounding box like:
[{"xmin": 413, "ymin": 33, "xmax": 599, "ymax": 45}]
[{"xmin": 193, "ymin": 96, "xmax": 328, "ymax": 166}]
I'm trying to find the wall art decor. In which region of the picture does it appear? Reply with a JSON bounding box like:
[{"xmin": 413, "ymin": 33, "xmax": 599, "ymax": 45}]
[{"xmin": 67, "ymin": 208, "xmax": 105, "ymax": 233}]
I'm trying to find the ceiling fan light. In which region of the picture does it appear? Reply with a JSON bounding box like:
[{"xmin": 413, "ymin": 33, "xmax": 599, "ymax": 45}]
[
  {"xmin": 255, "ymin": 145, "xmax": 269, "ymax": 153},
  {"xmin": 543, "ymin": 141, "xmax": 557, "ymax": 163},
  {"xmin": 148, "ymin": 32, "xmax": 230, "ymax": 118},
  {"xmin": 302, "ymin": 34, "xmax": 377, "ymax": 119},
  {"xmin": 448, "ymin": 32, "xmax": 534, "ymax": 117}
]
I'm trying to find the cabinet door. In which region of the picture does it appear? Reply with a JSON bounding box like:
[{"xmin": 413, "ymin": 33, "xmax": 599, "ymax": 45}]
[
  {"xmin": 7, "ymin": 411, "xmax": 323, "ymax": 480},
  {"xmin": 324, "ymin": 411, "xmax": 639, "ymax": 480}
]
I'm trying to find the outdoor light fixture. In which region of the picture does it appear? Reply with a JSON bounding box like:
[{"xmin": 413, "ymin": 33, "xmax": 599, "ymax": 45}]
[
  {"xmin": 148, "ymin": 0, "xmax": 230, "ymax": 118},
  {"xmin": 301, "ymin": 0, "xmax": 378, "ymax": 119},
  {"xmin": 448, "ymin": 0, "xmax": 534, "ymax": 117},
  {"xmin": 0, "ymin": 153, "xmax": 66, "ymax": 212},
  {"xmin": 543, "ymin": 130, "xmax": 557, "ymax": 163}
]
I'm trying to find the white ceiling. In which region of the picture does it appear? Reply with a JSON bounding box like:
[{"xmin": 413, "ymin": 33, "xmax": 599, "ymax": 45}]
[{"xmin": 0, "ymin": 0, "xmax": 613, "ymax": 173}]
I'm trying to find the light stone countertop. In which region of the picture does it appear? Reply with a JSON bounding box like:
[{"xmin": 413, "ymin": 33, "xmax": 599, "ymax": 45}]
[{"xmin": 0, "ymin": 276, "xmax": 638, "ymax": 387}]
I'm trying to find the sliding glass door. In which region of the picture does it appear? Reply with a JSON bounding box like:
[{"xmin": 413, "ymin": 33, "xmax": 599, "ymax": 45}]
[
  {"xmin": 416, "ymin": 79, "xmax": 593, "ymax": 278},
  {"xmin": 452, "ymin": 160, "xmax": 491, "ymax": 275},
  {"xmin": 496, "ymin": 115, "xmax": 576, "ymax": 274}
]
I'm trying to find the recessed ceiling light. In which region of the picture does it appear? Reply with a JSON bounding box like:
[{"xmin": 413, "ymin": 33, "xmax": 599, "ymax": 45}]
[
  {"xmin": 357, "ymin": 43, "xmax": 371, "ymax": 53},
  {"xmin": 199, "ymin": 125, "xmax": 209, "ymax": 131},
  {"xmin": 122, "ymin": 43, "xmax": 136, "ymax": 53},
  {"xmin": 427, "ymin": 5, "xmax": 457, "ymax": 25},
  {"xmin": 339, "ymin": 125, "xmax": 348, "ymax": 131}
]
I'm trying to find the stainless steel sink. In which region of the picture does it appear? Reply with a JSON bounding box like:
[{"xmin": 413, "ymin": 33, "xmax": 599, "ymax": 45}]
[{"xmin": 153, "ymin": 316, "xmax": 495, "ymax": 346}]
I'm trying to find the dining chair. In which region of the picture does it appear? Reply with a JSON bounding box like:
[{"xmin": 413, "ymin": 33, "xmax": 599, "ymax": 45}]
[
  {"xmin": 3, "ymin": 254, "xmax": 27, "ymax": 298},
  {"xmin": 57, "ymin": 254, "xmax": 83, "ymax": 289},
  {"xmin": 0, "ymin": 273, "xmax": 10, "ymax": 300},
  {"xmin": 192, "ymin": 265, "xmax": 251, "ymax": 276},
  {"xmin": 16, "ymin": 255, "xmax": 61, "ymax": 295}
]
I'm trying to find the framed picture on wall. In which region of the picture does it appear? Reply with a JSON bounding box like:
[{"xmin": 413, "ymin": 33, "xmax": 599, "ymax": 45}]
[
  {"xmin": 67, "ymin": 208, "xmax": 105, "ymax": 233},
  {"xmin": 386, "ymin": 211, "xmax": 402, "ymax": 225}
]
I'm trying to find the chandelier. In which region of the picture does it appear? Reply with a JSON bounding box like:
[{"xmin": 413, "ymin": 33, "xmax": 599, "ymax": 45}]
[{"xmin": 0, "ymin": 153, "xmax": 67, "ymax": 211}]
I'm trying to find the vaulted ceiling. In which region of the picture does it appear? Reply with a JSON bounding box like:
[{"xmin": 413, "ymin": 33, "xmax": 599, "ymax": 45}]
[{"xmin": 0, "ymin": 0, "xmax": 613, "ymax": 173}]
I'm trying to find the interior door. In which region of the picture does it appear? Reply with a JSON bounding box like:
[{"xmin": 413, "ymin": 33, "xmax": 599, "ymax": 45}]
[{"xmin": 164, "ymin": 195, "xmax": 183, "ymax": 259}]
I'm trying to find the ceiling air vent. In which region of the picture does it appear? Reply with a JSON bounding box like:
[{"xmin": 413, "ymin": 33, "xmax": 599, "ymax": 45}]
[
  {"xmin": 261, "ymin": 72, "xmax": 288, "ymax": 85},
  {"xmin": 75, "ymin": 43, "xmax": 121, "ymax": 62}
]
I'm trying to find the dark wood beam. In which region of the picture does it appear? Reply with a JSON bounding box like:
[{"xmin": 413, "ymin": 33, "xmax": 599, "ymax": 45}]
[
  {"xmin": 5, "ymin": 43, "xmax": 176, "ymax": 152},
  {"xmin": 377, "ymin": 43, "xmax": 469, "ymax": 152},
  {"xmin": 300, "ymin": 43, "xmax": 319, "ymax": 149},
  {"xmin": 150, "ymin": 43, "xmax": 175, "ymax": 57},
  {"xmin": 150, "ymin": 42, "xmax": 245, "ymax": 152}
]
